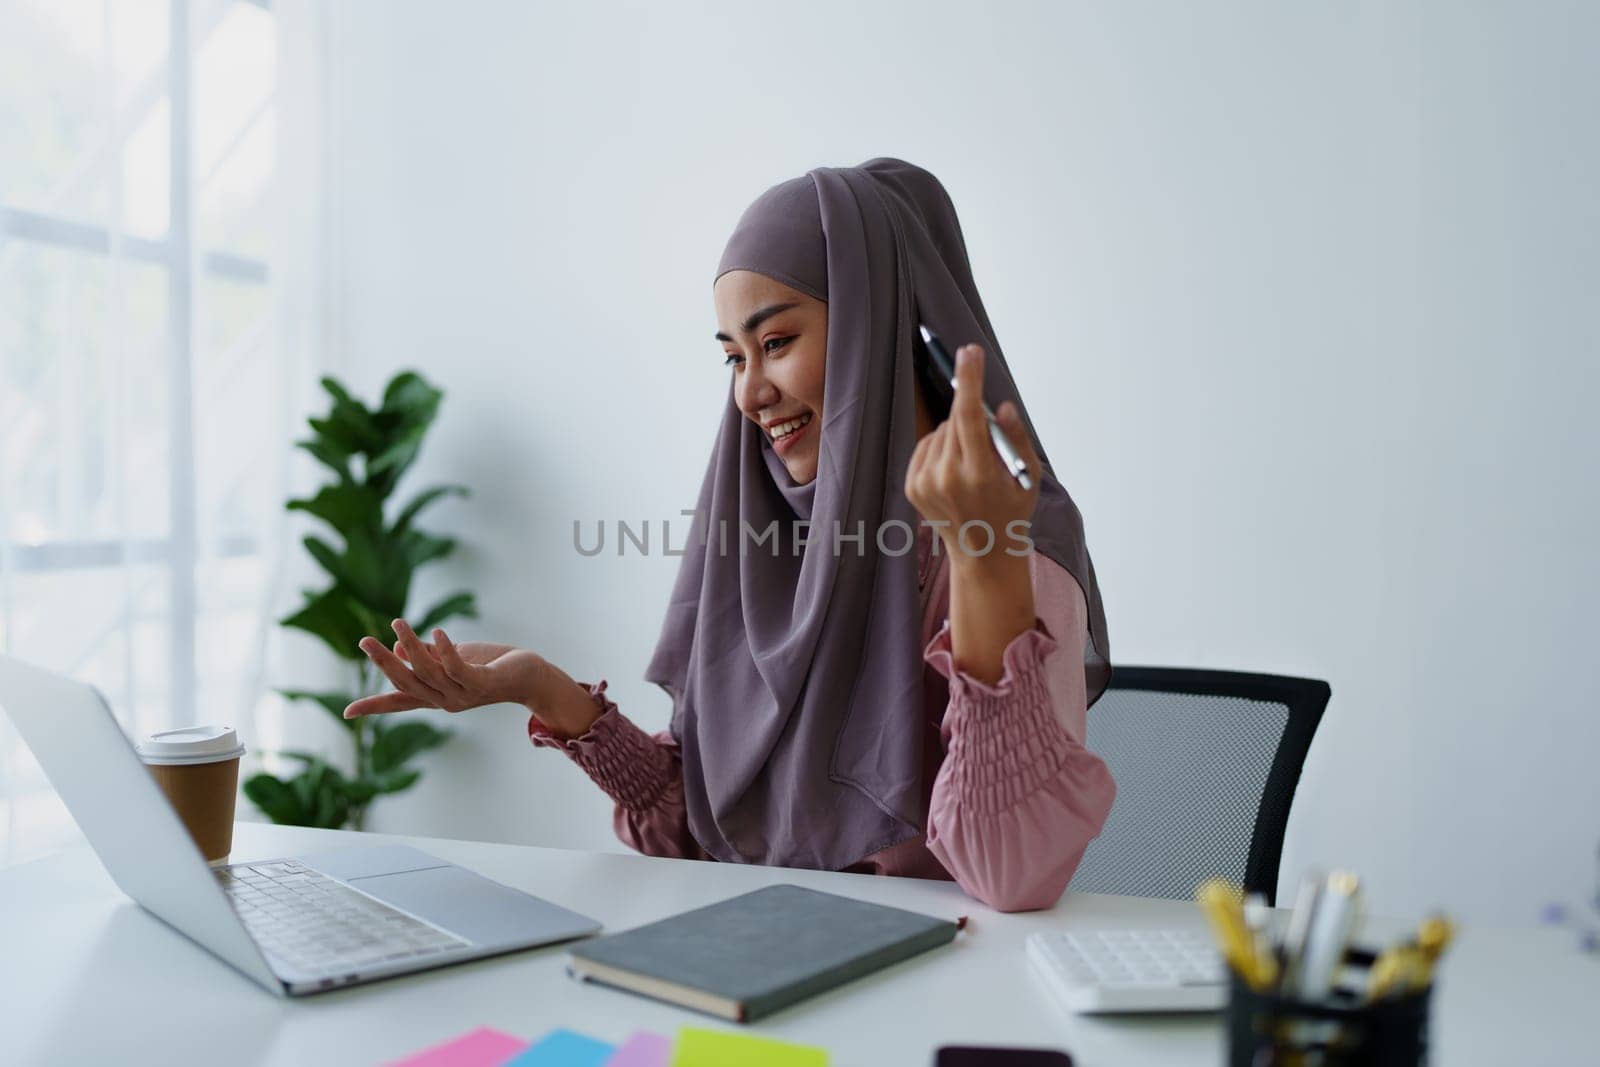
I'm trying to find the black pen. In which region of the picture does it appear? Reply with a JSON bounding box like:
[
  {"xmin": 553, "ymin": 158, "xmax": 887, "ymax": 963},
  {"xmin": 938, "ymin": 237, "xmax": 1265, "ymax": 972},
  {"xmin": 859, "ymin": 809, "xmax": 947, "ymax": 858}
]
[{"xmin": 918, "ymin": 323, "xmax": 1033, "ymax": 491}]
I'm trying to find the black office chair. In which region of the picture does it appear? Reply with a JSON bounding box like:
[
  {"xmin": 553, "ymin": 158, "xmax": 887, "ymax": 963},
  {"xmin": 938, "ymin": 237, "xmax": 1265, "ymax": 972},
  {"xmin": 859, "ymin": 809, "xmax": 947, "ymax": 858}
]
[{"xmin": 1066, "ymin": 666, "xmax": 1328, "ymax": 906}]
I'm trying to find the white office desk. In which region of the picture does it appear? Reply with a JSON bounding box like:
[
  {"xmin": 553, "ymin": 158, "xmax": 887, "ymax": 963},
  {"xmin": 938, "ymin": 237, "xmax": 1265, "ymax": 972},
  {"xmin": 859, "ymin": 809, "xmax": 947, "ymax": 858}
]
[{"xmin": 0, "ymin": 824, "xmax": 1591, "ymax": 1066}]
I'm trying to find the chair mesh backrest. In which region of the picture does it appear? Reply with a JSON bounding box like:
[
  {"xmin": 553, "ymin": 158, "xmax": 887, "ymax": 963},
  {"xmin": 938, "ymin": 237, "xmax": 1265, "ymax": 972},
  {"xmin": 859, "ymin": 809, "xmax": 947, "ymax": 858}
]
[{"xmin": 1067, "ymin": 686, "xmax": 1291, "ymax": 902}]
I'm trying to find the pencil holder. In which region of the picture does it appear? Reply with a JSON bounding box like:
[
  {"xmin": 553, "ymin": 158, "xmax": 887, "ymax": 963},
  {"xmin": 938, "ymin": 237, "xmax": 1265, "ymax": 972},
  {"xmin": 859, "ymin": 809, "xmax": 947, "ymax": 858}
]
[{"xmin": 1225, "ymin": 950, "xmax": 1431, "ymax": 1067}]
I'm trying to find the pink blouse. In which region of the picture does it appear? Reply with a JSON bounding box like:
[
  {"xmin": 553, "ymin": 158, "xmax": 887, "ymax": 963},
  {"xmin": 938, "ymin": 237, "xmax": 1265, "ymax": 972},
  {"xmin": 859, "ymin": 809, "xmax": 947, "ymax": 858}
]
[{"xmin": 529, "ymin": 520, "xmax": 1116, "ymax": 912}]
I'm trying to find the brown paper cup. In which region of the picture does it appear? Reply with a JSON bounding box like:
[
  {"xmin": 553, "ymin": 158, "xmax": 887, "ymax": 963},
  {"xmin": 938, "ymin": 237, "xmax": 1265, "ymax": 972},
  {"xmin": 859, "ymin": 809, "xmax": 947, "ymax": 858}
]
[
  {"xmin": 138, "ymin": 725, "xmax": 245, "ymax": 865},
  {"xmin": 146, "ymin": 756, "xmax": 241, "ymax": 863}
]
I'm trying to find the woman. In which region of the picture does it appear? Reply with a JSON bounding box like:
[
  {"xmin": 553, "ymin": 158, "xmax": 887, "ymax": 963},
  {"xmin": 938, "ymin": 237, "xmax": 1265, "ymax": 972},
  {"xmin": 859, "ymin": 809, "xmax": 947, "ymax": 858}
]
[{"xmin": 347, "ymin": 158, "xmax": 1115, "ymax": 913}]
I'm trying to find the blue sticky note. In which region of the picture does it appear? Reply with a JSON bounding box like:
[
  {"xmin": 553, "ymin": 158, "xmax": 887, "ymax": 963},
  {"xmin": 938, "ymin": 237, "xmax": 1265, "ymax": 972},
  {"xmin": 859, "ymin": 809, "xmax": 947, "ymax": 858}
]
[{"xmin": 505, "ymin": 1029, "xmax": 615, "ymax": 1067}]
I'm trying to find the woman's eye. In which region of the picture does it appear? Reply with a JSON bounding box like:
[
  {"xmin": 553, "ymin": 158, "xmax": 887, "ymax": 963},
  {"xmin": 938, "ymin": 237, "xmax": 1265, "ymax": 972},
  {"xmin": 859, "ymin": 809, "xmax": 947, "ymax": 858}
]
[{"xmin": 723, "ymin": 337, "xmax": 788, "ymax": 367}]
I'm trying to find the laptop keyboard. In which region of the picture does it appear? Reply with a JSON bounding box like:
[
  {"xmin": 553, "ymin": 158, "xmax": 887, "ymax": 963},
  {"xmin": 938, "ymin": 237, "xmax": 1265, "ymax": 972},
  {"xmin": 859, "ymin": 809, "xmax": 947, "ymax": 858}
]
[{"xmin": 217, "ymin": 859, "xmax": 469, "ymax": 976}]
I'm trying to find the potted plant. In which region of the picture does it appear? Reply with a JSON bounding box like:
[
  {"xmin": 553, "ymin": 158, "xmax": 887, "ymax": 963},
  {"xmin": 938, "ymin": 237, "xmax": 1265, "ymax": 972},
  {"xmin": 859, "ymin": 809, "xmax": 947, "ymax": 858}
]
[{"xmin": 246, "ymin": 371, "xmax": 476, "ymax": 831}]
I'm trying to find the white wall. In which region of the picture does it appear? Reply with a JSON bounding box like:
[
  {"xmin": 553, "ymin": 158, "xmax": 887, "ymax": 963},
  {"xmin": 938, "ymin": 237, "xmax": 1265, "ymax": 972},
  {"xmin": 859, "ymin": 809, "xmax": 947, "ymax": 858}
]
[{"xmin": 302, "ymin": 0, "xmax": 1599, "ymax": 924}]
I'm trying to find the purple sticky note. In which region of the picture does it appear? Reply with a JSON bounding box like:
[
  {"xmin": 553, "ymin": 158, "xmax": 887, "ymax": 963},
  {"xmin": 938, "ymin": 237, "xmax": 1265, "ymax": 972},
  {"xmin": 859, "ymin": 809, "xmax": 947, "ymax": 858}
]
[
  {"xmin": 603, "ymin": 1032, "xmax": 673, "ymax": 1067},
  {"xmin": 386, "ymin": 1027, "xmax": 529, "ymax": 1067}
]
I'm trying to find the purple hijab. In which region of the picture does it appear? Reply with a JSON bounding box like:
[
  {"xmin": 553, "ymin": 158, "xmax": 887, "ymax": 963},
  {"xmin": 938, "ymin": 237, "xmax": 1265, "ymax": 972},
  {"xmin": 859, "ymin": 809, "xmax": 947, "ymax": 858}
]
[{"xmin": 644, "ymin": 158, "xmax": 1110, "ymax": 871}]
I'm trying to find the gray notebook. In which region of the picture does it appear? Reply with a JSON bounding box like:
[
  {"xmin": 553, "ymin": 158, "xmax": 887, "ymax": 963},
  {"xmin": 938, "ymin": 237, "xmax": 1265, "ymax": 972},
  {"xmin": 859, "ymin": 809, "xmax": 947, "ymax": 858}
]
[{"xmin": 565, "ymin": 883, "xmax": 962, "ymax": 1022}]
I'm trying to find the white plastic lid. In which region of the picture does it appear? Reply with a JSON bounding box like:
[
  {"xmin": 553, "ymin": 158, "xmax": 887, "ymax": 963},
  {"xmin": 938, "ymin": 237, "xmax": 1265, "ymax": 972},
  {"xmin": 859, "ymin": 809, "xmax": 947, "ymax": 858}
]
[{"xmin": 137, "ymin": 725, "xmax": 245, "ymax": 766}]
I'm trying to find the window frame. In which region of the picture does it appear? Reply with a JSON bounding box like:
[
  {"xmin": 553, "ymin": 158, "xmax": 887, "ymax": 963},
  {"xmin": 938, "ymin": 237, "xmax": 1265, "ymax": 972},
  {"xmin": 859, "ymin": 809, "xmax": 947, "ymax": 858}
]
[{"xmin": 0, "ymin": 0, "xmax": 274, "ymax": 729}]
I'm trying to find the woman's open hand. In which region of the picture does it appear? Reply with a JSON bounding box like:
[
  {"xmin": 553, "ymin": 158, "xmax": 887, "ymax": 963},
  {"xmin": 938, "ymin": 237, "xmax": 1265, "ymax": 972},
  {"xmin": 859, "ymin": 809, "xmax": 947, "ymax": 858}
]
[
  {"xmin": 345, "ymin": 621, "xmax": 602, "ymax": 737},
  {"xmin": 905, "ymin": 343, "xmax": 1041, "ymax": 563}
]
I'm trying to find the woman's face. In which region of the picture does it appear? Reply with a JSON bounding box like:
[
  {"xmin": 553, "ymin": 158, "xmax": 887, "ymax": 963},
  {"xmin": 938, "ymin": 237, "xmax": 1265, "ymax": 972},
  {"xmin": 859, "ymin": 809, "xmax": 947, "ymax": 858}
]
[{"xmin": 714, "ymin": 270, "xmax": 828, "ymax": 485}]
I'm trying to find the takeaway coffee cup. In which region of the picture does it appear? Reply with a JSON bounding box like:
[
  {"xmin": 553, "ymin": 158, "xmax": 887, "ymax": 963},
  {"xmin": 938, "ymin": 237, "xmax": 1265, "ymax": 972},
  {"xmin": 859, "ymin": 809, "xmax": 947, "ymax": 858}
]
[{"xmin": 138, "ymin": 725, "xmax": 245, "ymax": 865}]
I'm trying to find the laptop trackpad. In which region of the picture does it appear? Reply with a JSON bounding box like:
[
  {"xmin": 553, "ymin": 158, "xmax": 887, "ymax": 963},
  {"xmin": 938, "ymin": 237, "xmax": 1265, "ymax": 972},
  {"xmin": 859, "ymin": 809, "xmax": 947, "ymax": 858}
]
[{"xmin": 350, "ymin": 866, "xmax": 600, "ymax": 947}]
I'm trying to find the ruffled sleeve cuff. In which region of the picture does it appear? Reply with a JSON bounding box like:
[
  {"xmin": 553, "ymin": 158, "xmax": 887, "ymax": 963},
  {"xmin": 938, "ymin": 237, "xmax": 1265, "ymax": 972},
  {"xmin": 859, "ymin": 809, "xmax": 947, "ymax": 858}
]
[
  {"xmin": 528, "ymin": 680, "xmax": 677, "ymax": 812},
  {"xmin": 923, "ymin": 617, "xmax": 1059, "ymax": 703},
  {"xmin": 922, "ymin": 621, "xmax": 1083, "ymax": 815}
]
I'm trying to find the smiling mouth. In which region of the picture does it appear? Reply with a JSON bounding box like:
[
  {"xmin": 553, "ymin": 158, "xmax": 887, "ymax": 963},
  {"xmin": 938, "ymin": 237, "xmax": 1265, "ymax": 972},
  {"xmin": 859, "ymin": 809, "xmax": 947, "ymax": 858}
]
[{"xmin": 769, "ymin": 412, "xmax": 813, "ymax": 453}]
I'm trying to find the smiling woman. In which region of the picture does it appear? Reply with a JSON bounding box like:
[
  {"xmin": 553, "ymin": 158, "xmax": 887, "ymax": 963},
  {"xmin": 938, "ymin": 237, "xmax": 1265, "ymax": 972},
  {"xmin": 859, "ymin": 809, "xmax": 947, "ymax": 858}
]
[
  {"xmin": 714, "ymin": 273, "xmax": 830, "ymax": 485},
  {"xmin": 352, "ymin": 158, "xmax": 1116, "ymax": 913}
]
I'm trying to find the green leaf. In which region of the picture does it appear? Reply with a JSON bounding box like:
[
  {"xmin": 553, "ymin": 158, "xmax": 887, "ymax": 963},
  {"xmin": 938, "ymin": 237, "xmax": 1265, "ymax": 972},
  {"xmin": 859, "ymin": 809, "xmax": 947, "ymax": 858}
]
[
  {"xmin": 304, "ymin": 377, "xmax": 383, "ymax": 460},
  {"xmin": 399, "ymin": 529, "xmax": 455, "ymax": 571},
  {"xmin": 244, "ymin": 773, "xmax": 311, "ymax": 826},
  {"xmin": 275, "ymin": 754, "xmax": 353, "ymax": 830},
  {"xmin": 363, "ymin": 372, "xmax": 444, "ymax": 492},
  {"xmin": 329, "ymin": 396, "xmax": 386, "ymax": 454},
  {"xmin": 278, "ymin": 689, "xmax": 359, "ymax": 732},
  {"xmin": 415, "ymin": 592, "xmax": 478, "ymax": 635},
  {"xmin": 301, "ymin": 534, "xmax": 351, "ymax": 588},
  {"xmin": 347, "ymin": 596, "xmax": 394, "ymax": 648},
  {"xmin": 320, "ymin": 376, "xmax": 358, "ymax": 407},
  {"xmin": 281, "ymin": 587, "xmax": 380, "ymax": 662},
  {"xmin": 307, "ymin": 414, "xmax": 373, "ymax": 458},
  {"xmin": 290, "ymin": 762, "xmax": 320, "ymax": 812},
  {"xmin": 296, "ymin": 438, "xmax": 354, "ymax": 482},
  {"xmin": 300, "ymin": 532, "xmax": 396, "ymax": 615},
  {"xmin": 380, "ymin": 371, "xmax": 443, "ymax": 422},
  {"xmin": 347, "ymin": 527, "xmax": 405, "ymax": 616},
  {"xmin": 372, "ymin": 768, "xmax": 422, "ymax": 794},
  {"xmin": 391, "ymin": 484, "xmax": 468, "ymax": 536},
  {"xmin": 287, "ymin": 482, "xmax": 384, "ymax": 536},
  {"xmin": 265, "ymin": 752, "xmax": 371, "ymax": 828},
  {"xmin": 368, "ymin": 531, "xmax": 421, "ymax": 612},
  {"xmin": 312, "ymin": 774, "xmax": 352, "ymax": 829},
  {"xmin": 370, "ymin": 719, "xmax": 451, "ymax": 775},
  {"xmin": 367, "ymin": 424, "xmax": 427, "ymax": 476}
]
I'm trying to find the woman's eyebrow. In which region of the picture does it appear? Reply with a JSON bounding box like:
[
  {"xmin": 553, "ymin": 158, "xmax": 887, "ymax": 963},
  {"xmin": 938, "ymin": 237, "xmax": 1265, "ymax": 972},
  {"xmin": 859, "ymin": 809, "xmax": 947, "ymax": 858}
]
[{"xmin": 714, "ymin": 302, "xmax": 800, "ymax": 343}]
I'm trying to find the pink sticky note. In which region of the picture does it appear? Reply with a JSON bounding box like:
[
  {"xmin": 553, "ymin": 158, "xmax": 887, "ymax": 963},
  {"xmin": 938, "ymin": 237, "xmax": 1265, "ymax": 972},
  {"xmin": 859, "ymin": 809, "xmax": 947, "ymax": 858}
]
[
  {"xmin": 387, "ymin": 1027, "xmax": 530, "ymax": 1067},
  {"xmin": 603, "ymin": 1032, "xmax": 673, "ymax": 1067}
]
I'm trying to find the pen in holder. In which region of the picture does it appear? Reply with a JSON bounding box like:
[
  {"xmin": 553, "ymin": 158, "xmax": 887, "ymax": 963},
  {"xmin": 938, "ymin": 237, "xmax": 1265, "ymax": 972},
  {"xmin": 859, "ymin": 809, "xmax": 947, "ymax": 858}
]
[{"xmin": 1226, "ymin": 946, "xmax": 1431, "ymax": 1067}]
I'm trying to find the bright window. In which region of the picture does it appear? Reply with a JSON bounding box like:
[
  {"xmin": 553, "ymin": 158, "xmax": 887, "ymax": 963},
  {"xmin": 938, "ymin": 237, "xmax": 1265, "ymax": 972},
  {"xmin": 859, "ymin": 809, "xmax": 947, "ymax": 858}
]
[{"xmin": 0, "ymin": 0, "xmax": 281, "ymax": 866}]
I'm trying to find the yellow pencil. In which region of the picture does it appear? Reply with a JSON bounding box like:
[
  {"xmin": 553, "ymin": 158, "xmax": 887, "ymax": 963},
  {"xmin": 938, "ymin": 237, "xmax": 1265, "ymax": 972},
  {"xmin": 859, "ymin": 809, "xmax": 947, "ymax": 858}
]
[
  {"xmin": 1366, "ymin": 944, "xmax": 1418, "ymax": 1000},
  {"xmin": 1197, "ymin": 880, "xmax": 1279, "ymax": 991},
  {"xmin": 1367, "ymin": 914, "xmax": 1455, "ymax": 1001},
  {"xmin": 1414, "ymin": 914, "xmax": 1456, "ymax": 985}
]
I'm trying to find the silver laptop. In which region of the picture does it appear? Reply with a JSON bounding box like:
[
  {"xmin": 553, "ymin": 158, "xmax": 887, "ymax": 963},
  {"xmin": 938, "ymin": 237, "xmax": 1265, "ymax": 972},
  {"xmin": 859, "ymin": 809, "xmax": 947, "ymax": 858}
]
[{"xmin": 0, "ymin": 653, "xmax": 602, "ymax": 996}]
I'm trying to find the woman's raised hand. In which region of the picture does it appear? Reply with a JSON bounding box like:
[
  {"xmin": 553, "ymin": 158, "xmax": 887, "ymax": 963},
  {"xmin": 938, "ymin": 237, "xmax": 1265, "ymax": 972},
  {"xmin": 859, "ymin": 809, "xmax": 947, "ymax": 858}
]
[
  {"xmin": 346, "ymin": 621, "xmax": 603, "ymax": 738},
  {"xmin": 905, "ymin": 343, "xmax": 1042, "ymax": 562}
]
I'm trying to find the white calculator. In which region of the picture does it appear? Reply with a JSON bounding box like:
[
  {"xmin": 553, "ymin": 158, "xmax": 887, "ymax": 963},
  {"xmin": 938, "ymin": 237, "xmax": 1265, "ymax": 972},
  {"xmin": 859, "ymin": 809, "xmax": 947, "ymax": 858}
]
[{"xmin": 1026, "ymin": 928, "xmax": 1228, "ymax": 1014}]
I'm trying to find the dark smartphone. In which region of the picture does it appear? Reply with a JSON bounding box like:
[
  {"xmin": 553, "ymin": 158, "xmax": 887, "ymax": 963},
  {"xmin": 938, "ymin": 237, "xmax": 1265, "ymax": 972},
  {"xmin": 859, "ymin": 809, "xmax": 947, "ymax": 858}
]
[
  {"xmin": 909, "ymin": 328, "xmax": 954, "ymax": 422},
  {"xmin": 935, "ymin": 1047, "xmax": 1074, "ymax": 1067}
]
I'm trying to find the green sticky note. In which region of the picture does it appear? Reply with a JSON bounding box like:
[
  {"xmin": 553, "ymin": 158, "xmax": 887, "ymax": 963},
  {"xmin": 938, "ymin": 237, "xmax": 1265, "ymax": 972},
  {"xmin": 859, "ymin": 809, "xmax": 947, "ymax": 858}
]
[{"xmin": 669, "ymin": 1028, "xmax": 827, "ymax": 1067}]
